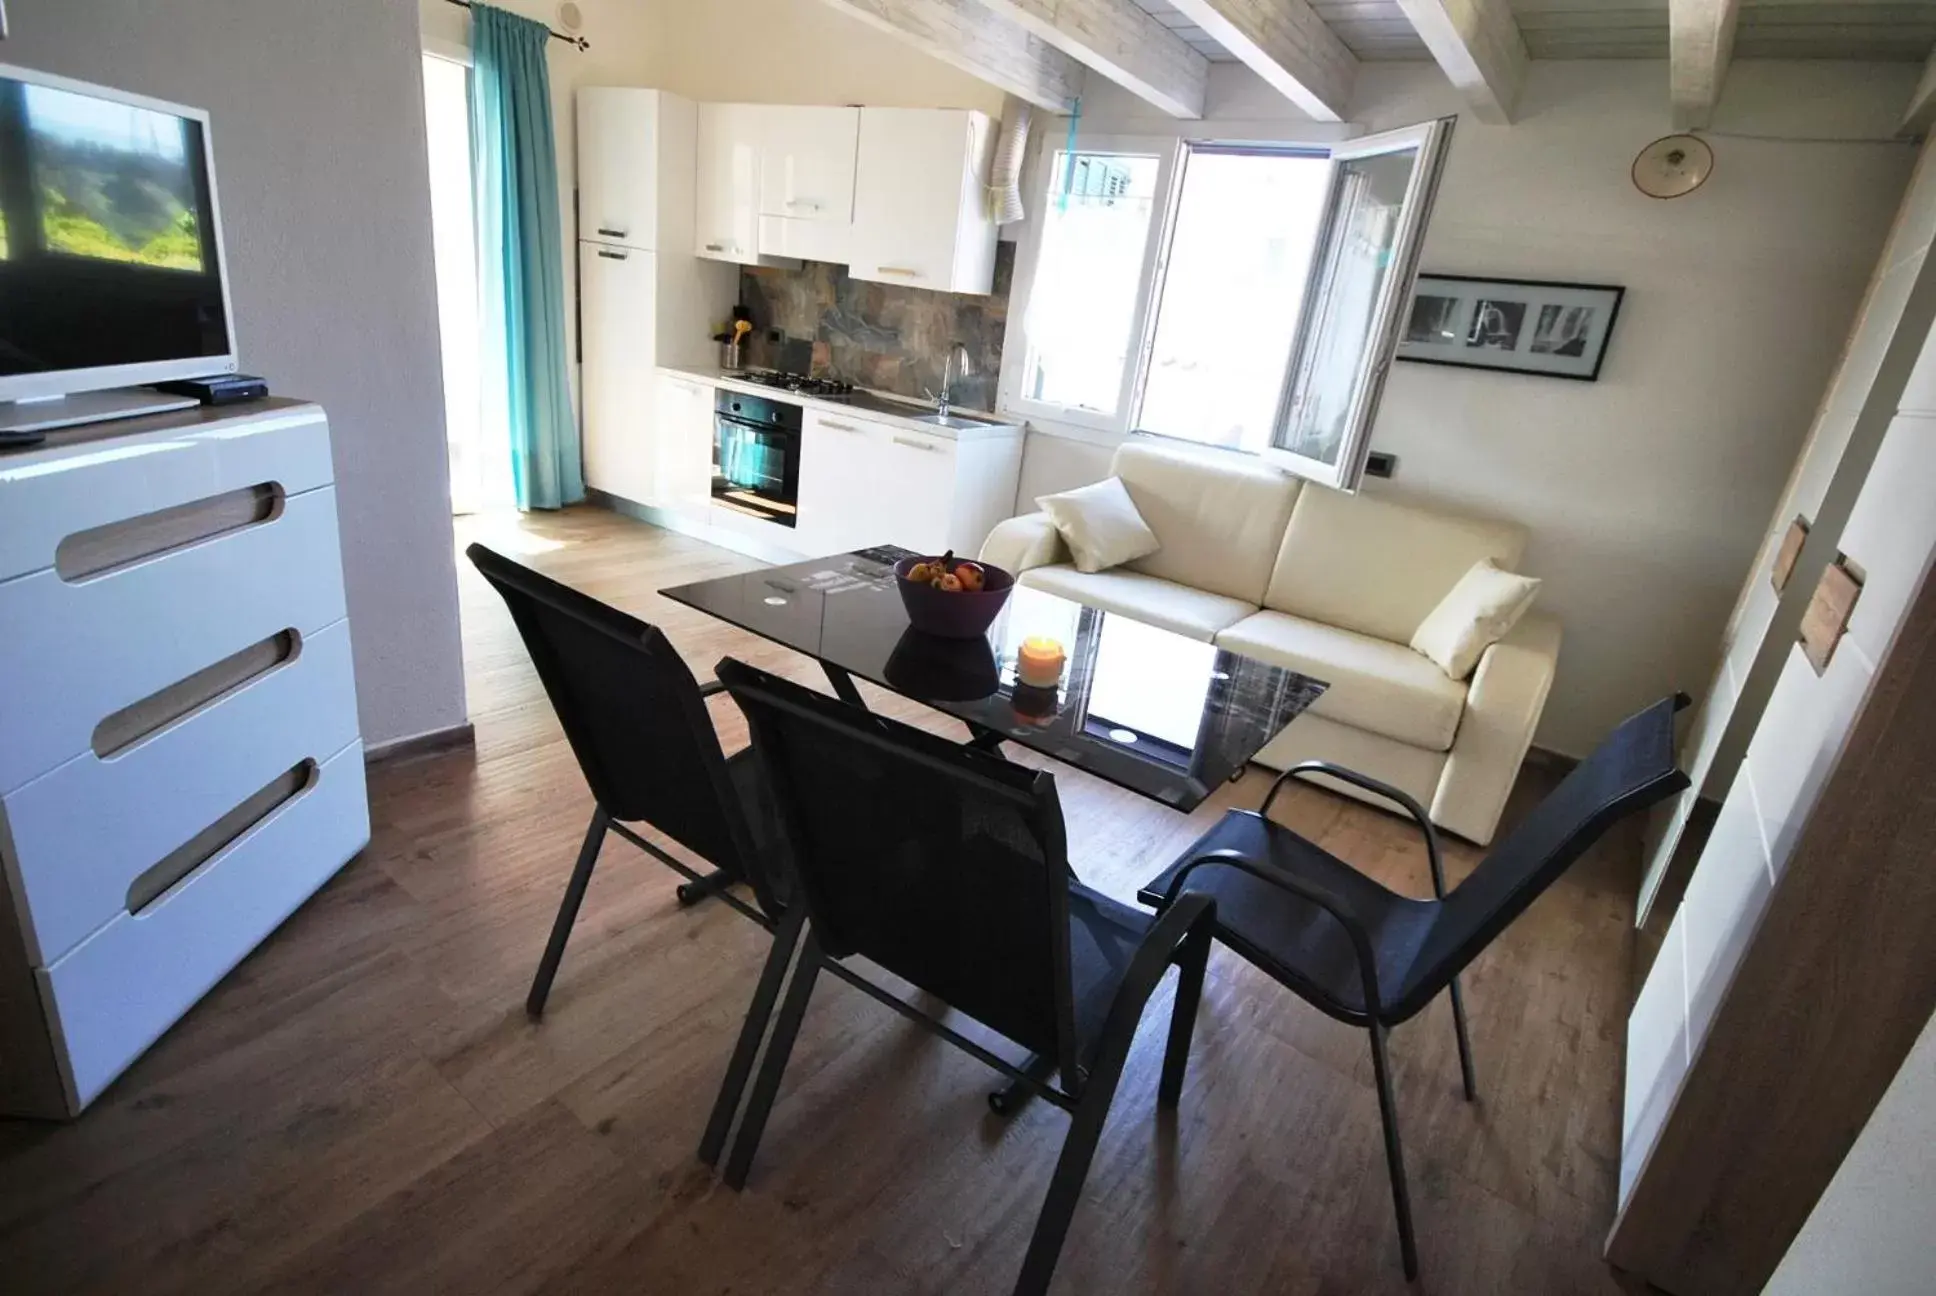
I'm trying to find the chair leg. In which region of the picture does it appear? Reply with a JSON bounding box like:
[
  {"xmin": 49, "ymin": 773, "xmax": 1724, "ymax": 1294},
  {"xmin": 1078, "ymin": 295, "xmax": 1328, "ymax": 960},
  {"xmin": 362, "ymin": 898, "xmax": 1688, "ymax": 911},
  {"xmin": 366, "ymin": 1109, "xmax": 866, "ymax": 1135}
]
[
  {"xmin": 723, "ymin": 929, "xmax": 824, "ymax": 1191},
  {"xmin": 1158, "ymin": 925, "xmax": 1213, "ymax": 1109},
  {"xmin": 1012, "ymin": 1057, "xmax": 1128, "ymax": 1296},
  {"xmin": 526, "ymin": 807, "xmax": 610, "ymax": 1019},
  {"xmin": 675, "ymin": 867, "xmax": 737, "ymax": 908},
  {"xmin": 1367, "ymin": 1023, "xmax": 1419, "ymax": 1281},
  {"xmin": 1447, "ymin": 976, "xmax": 1478, "ymax": 1102},
  {"xmin": 698, "ymin": 905, "xmax": 807, "ymax": 1167}
]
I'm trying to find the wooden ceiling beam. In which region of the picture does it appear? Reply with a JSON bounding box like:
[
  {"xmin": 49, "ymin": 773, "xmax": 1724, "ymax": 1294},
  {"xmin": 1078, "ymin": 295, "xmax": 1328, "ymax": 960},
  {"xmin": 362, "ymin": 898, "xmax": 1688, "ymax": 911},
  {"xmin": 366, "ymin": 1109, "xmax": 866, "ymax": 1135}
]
[
  {"xmin": 1163, "ymin": 0, "xmax": 1357, "ymax": 123},
  {"xmin": 1392, "ymin": 0, "xmax": 1527, "ymax": 125},
  {"xmin": 810, "ymin": 0, "xmax": 1084, "ymax": 114},
  {"xmin": 1669, "ymin": 0, "xmax": 1742, "ymax": 129},
  {"xmin": 978, "ymin": 0, "xmax": 1210, "ymax": 119}
]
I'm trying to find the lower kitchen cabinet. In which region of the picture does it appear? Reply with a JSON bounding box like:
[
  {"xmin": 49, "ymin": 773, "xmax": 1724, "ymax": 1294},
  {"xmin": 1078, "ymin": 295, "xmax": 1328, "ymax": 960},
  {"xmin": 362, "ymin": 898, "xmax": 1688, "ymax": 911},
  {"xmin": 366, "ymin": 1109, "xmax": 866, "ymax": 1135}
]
[
  {"xmin": 795, "ymin": 407, "xmax": 1021, "ymax": 559},
  {"xmin": 655, "ymin": 373, "xmax": 715, "ymax": 526}
]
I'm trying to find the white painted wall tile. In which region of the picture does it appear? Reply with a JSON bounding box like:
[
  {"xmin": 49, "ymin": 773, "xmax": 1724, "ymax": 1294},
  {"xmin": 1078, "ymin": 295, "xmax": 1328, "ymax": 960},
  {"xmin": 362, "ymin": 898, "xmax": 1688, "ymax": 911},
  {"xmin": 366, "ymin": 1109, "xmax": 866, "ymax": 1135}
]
[
  {"xmin": 1840, "ymin": 412, "xmax": 1936, "ymax": 662},
  {"xmin": 1622, "ymin": 914, "xmax": 1691, "ymax": 1207},
  {"xmin": 1746, "ymin": 645, "xmax": 1876, "ymax": 876},
  {"xmin": 1826, "ymin": 251, "xmax": 1924, "ymax": 419},
  {"xmin": 1681, "ymin": 780, "xmax": 1775, "ymax": 1049}
]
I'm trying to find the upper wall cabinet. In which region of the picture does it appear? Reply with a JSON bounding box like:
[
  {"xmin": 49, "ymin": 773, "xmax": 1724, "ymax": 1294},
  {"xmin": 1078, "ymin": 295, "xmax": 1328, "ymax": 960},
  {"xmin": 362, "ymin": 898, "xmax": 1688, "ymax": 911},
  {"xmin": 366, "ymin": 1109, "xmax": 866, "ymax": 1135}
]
[
  {"xmin": 579, "ymin": 88, "xmax": 693, "ymax": 252},
  {"xmin": 758, "ymin": 106, "xmax": 859, "ymax": 223},
  {"xmin": 850, "ymin": 108, "xmax": 998, "ymax": 296},
  {"xmin": 756, "ymin": 106, "xmax": 859, "ymax": 266},
  {"xmin": 696, "ymin": 102, "xmax": 769, "ymax": 265}
]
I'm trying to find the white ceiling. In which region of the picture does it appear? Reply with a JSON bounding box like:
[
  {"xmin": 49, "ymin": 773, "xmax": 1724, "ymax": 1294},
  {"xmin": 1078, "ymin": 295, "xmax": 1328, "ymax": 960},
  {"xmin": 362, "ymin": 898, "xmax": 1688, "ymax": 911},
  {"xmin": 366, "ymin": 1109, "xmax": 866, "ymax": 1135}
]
[
  {"xmin": 1513, "ymin": 0, "xmax": 1936, "ymax": 62},
  {"xmin": 1128, "ymin": 0, "xmax": 1242, "ymax": 62},
  {"xmin": 1125, "ymin": 0, "xmax": 1936, "ymax": 64}
]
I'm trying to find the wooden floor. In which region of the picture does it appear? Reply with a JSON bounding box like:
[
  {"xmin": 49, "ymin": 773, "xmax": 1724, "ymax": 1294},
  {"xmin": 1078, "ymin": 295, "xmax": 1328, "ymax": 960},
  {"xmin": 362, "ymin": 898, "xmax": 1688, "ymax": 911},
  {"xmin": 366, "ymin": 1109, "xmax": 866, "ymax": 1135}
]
[{"xmin": 0, "ymin": 506, "xmax": 1646, "ymax": 1295}]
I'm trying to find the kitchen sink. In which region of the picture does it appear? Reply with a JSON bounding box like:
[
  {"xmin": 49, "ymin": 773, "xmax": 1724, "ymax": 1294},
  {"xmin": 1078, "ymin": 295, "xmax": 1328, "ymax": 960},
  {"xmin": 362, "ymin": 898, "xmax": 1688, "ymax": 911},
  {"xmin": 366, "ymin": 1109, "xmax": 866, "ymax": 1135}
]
[{"xmin": 907, "ymin": 411, "xmax": 1012, "ymax": 430}]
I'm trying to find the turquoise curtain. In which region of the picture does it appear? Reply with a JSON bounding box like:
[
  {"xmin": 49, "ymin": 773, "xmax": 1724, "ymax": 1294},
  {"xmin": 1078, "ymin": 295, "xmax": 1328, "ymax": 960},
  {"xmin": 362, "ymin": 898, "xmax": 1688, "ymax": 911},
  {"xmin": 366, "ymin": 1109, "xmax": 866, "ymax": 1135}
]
[{"xmin": 470, "ymin": 3, "xmax": 582, "ymax": 510}]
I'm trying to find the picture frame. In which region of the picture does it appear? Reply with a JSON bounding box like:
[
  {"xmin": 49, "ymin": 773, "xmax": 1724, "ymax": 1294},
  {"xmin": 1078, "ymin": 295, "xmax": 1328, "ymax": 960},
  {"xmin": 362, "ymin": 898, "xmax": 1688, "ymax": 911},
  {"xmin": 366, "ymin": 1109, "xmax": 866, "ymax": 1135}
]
[{"xmin": 1397, "ymin": 273, "xmax": 1624, "ymax": 382}]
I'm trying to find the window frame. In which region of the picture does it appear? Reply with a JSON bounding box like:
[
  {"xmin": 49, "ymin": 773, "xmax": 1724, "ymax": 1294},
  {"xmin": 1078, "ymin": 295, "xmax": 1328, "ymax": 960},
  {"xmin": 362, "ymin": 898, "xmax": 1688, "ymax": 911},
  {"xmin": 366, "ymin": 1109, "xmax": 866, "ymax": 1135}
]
[
  {"xmin": 1126, "ymin": 139, "xmax": 1333, "ymax": 457},
  {"xmin": 998, "ymin": 118, "xmax": 1454, "ymax": 490},
  {"xmin": 1266, "ymin": 118, "xmax": 1454, "ymax": 490},
  {"xmin": 996, "ymin": 132, "xmax": 1183, "ymax": 443}
]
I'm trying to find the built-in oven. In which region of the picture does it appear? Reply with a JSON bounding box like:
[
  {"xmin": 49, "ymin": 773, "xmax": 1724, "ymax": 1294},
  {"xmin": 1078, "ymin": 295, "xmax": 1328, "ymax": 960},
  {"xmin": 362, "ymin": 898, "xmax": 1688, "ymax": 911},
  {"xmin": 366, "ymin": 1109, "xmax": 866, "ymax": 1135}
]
[{"xmin": 712, "ymin": 388, "xmax": 800, "ymax": 527}]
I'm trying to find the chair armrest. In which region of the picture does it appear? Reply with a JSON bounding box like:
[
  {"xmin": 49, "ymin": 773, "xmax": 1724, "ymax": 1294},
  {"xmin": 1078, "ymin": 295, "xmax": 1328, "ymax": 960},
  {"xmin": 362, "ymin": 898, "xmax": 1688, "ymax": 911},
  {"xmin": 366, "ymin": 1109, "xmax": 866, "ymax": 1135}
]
[
  {"xmin": 1265, "ymin": 762, "xmax": 1448, "ymax": 898},
  {"xmin": 978, "ymin": 511, "xmax": 1066, "ymax": 575},
  {"xmin": 1431, "ymin": 611, "xmax": 1562, "ymax": 847},
  {"xmin": 698, "ymin": 679, "xmax": 727, "ymax": 699},
  {"xmin": 1160, "ymin": 847, "xmax": 1384, "ymax": 1016},
  {"xmin": 1078, "ymin": 891, "xmax": 1219, "ymax": 1088}
]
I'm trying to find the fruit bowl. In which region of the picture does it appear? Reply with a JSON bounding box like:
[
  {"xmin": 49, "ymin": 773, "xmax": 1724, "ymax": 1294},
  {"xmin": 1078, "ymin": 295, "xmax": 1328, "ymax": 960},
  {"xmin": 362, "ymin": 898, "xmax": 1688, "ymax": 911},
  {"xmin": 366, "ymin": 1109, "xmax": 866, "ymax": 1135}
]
[{"xmin": 892, "ymin": 555, "xmax": 1014, "ymax": 639}]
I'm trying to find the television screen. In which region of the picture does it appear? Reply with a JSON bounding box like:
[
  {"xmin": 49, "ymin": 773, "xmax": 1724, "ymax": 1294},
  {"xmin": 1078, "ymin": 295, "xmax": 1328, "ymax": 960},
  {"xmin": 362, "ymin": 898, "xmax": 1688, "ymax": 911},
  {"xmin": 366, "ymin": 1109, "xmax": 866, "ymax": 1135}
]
[{"xmin": 0, "ymin": 67, "xmax": 232, "ymax": 392}]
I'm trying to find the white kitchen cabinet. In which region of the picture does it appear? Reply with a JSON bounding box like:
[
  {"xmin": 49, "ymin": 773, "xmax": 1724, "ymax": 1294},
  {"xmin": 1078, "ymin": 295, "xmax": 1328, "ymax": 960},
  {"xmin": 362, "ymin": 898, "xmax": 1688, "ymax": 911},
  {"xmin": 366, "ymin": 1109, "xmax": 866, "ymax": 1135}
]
[
  {"xmin": 696, "ymin": 102, "xmax": 769, "ymax": 265},
  {"xmin": 580, "ymin": 243, "xmax": 659, "ymax": 504},
  {"xmin": 795, "ymin": 407, "xmax": 1021, "ymax": 558},
  {"xmin": 757, "ymin": 106, "xmax": 859, "ymax": 266},
  {"xmin": 655, "ymin": 373, "xmax": 716, "ymax": 527},
  {"xmin": 874, "ymin": 426, "xmax": 957, "ymax": 555},
  {"xmin": 795, "ymin": 408, "xmax": 880, "ymax": 556},
  {"xmin": 758, "ymin": 106, "xmax": 858, "ymax": 222},
  {"xmin": 578, "ymin": 88, "xmax": 665, "ymax": 250},
  {"xmin": 850, "ymin": 108, "xmax": 998, "ymax": 295}
]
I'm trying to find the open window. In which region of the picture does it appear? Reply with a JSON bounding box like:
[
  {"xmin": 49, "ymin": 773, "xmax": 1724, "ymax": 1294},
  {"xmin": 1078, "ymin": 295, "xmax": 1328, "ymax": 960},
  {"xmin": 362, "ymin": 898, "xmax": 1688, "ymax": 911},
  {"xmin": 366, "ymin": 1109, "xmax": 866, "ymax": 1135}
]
[
  {"xmin": 1003, "ymin": 117, "xmax": 1454, "ymax": 492},
  {"xmin": 1270, "ymin": 119, "xmax": 1455, "ymax": 489}
]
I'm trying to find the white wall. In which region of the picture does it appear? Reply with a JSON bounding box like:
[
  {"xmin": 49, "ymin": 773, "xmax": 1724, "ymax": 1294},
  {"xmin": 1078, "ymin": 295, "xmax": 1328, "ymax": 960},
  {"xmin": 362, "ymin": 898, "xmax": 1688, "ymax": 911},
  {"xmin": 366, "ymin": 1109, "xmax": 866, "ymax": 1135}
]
[
  {"xmin": 7, "ymin": 0, "xmax": 467, "ymax": 749},
  {"xmin": 1010, "ymin": 59, "xmax": 1917, "ymax": 757},
  {"xmin": 1765, "ymin": 1006, "xmax": 1936, "ymax": 1296},
  {"xmin": 648, "ymin": 0, "xmax": 1006, "ymax": 114},
  {"xmin": 418, "ymin": 0, "xmax": 662, "ymax": 418}
]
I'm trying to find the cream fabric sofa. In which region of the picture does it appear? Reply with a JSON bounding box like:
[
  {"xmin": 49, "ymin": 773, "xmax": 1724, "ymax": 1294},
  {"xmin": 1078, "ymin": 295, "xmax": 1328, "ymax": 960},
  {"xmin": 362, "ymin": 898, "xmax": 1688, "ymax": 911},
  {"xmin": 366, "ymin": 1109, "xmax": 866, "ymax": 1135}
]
[{"xmin": 980, "ymin": 438, "xmax": 1560, "ymax": 845}]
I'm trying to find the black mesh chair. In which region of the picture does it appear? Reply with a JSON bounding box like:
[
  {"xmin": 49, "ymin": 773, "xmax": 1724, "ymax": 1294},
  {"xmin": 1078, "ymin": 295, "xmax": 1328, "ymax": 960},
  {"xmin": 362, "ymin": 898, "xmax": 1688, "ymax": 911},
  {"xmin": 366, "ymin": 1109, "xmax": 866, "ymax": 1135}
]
[
  {"xmin": 1139, "ymin": 694, "xmax": 1690, "ymax": 1280},
  {"xmin": 705, "ymin": 657, "xmax": 1220, "ymax": 1296},
  {"xmin": 466, "ymin": 544, "xmax": 789, "ymax": 1017}
]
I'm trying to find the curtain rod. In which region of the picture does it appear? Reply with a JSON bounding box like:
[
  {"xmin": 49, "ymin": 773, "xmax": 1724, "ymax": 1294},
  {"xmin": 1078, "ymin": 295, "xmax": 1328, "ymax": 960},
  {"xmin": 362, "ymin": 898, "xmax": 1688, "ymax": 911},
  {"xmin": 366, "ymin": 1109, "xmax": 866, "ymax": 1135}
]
[{"xmin": 444, "ymin": 0, "xmax": 590, "ymax": 51}]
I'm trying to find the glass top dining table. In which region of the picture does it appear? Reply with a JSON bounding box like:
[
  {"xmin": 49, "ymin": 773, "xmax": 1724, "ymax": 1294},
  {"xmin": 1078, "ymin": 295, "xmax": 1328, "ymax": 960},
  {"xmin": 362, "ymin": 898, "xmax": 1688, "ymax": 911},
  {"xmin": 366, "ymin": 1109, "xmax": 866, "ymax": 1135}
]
[{"xmin": 660, "ymin": 546, "xmax": 1329, "ymax": 813}]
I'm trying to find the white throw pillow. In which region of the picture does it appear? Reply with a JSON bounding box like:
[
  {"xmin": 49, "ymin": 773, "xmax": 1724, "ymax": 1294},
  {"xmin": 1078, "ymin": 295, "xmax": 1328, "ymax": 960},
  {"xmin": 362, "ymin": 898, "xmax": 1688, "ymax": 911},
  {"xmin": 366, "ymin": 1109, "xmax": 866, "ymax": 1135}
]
[
  {"xmin": 1410, "ymin": 560, "xmax": 1542, "ymax": 680},
  {"xmin": 1037, "ymin": 477, "xmax": 1161, "ymax": 574}
]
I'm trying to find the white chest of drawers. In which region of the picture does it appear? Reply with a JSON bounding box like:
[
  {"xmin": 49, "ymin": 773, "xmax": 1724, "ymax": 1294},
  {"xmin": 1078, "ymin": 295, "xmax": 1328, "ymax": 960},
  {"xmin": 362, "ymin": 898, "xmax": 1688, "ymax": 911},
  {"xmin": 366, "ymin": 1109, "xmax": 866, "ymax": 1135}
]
[{"xmin": 0, "ymin": 399, "xmax": 371, "ymax": 1117}]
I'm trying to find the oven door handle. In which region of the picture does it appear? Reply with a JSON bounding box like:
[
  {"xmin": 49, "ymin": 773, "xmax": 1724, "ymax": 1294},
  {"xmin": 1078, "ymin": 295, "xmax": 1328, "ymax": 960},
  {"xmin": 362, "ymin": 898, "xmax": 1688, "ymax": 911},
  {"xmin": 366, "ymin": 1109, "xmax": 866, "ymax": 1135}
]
[{"xmin": 716, "ymin": 413, "xmax": 801, "ymax": 435}]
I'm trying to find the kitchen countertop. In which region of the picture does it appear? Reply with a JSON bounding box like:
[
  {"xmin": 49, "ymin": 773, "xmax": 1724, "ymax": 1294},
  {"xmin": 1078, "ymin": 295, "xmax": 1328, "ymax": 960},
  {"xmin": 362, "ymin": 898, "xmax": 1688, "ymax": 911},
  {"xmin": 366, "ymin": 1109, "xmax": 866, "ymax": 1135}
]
[{"xmin": 659, "ymin": 366, "xmax": 1025, "ymax": 441}]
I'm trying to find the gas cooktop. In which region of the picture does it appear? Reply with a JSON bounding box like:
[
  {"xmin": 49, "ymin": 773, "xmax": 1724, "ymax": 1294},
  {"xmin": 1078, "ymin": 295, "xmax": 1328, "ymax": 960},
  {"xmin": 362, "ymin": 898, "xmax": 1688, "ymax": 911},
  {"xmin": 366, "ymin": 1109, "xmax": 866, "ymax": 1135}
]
[{"xmin": 738, "ymin": 370, "xmax": 856, "ymax": 398}]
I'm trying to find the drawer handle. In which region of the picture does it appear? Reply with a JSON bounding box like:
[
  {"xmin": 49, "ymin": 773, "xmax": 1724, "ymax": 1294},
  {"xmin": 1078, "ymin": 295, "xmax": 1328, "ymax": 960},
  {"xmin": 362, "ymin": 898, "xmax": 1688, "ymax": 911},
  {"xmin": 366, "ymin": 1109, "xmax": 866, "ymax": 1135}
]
[
  {"xmin": 57, "ymin": 482, "xmax": 286, "ymax": 582},
  {"xmin": 893, "ymin": 435, "xmax": 942, "ymax": 452},
  {"xmin": 94, "ymin": 629, "xmax": 303, "ymax": 758},
  {"xmin": 819, "ymin": 419, "xmax": 862, "ymax": 433},
  {"xmin": 704, "ymin": 242, "xmax": 727, "ymax": 252},
  {"xmin": 785, "ymin": 199, "xmax": 823, "ymax": 211},
  {"xmin": 876, "ymin": 266, "xmax": 922, "ymax": 278},
  {"xmin": 597, "ymin": 249, "xmax": 628, "ymax": 261},
  {"xmin": 596, "ymin": 226, "xmax": 627, "ymax": 238},
  {"xmin": 125, "ymin": 759, "xmax": 319, "ymax": 915}
]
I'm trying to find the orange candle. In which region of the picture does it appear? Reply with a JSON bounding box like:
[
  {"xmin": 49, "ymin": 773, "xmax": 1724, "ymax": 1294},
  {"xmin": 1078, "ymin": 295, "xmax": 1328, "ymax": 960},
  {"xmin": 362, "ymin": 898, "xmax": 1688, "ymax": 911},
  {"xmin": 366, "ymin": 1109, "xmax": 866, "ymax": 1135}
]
[{"xmin": 1016, "ymin": 635, "xmax": 1066, "ymax": 689}]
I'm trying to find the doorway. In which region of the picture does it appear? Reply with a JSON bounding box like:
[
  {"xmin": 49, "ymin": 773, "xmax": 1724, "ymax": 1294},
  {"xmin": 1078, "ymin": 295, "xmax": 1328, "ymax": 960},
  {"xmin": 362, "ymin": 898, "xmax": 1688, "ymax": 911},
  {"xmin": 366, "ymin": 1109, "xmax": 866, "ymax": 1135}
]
[{"xmin": 422, "ymin": 51, "xmax": 513, "ymax": 516}]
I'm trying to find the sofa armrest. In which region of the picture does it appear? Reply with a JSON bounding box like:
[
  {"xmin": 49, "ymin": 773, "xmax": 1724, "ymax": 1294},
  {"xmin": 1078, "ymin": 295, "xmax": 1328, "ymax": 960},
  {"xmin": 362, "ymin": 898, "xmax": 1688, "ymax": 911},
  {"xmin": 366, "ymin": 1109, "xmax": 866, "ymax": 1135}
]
[
  {"xmin": 979, "ymin": 511, "xmax": 1066, "ymax": 575},
  {"xmin": 1430, "ymin": 611, "xmax": 1562, "ymax": 846}
]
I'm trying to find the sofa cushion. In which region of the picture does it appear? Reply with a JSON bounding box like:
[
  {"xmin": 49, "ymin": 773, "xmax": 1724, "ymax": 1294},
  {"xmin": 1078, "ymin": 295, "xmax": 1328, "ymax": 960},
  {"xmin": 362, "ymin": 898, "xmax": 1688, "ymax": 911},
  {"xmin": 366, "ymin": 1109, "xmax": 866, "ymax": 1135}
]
[
  {"xmin": 1038, "ymin": 476, "xmax": 1161, "ymax": 573},
  {"xmin": 1020, "ymin": 565, "xmax": 1257, "ymax": 642},
  {"xmin": 1217, "ymin": 611, "xmax": 1468, "ymax": 751},
  {"xmin": 1264, "ymin": 487, "xmax": 1527, "ymax": 645},
  {"xmin": 1111, "ymin": 438, "xmax": 1302, "ymax": 605}
]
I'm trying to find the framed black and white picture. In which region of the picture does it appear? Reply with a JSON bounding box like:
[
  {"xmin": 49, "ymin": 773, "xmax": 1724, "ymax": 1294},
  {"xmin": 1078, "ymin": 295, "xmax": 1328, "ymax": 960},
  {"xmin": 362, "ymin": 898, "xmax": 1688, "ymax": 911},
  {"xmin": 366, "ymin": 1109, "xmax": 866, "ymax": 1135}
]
[{"xmin": 1397, "ymin": 274, "xmax": 1624, "ymax": 382}]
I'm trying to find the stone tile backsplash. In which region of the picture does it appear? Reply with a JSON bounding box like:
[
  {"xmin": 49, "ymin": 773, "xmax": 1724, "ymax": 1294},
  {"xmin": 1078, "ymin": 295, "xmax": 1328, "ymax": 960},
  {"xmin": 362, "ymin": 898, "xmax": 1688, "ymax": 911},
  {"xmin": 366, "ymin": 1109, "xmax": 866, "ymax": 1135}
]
[{"xmin": 739, "ymin": 243, "xmax": 1013, "ymax": 412}]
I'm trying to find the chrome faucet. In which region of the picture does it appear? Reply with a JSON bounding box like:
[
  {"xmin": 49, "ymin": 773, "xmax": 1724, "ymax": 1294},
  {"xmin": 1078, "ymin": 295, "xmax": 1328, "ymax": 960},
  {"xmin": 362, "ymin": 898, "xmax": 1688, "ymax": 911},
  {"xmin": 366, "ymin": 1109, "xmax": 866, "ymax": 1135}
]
[{"xmin": 933, "ymin": 342, "xmax": 974, "ymax": 420}]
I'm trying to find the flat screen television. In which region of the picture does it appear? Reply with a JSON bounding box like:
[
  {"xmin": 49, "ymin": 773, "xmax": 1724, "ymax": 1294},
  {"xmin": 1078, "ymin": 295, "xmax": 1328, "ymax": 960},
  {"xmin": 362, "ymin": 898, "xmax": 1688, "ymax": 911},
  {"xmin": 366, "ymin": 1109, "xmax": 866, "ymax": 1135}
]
[{"xmin": 0, "ymin": 62, "xmax": 237, "ymax": 434}]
